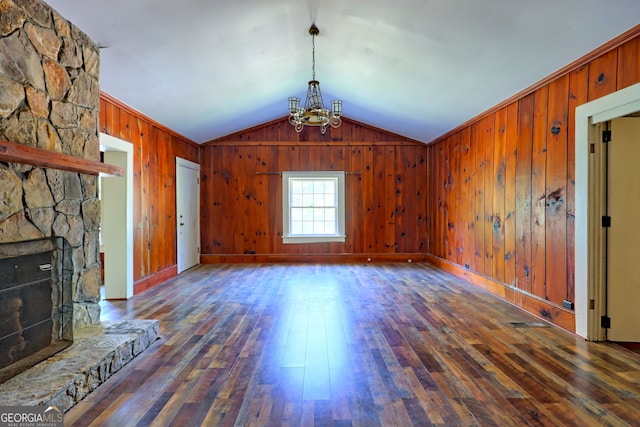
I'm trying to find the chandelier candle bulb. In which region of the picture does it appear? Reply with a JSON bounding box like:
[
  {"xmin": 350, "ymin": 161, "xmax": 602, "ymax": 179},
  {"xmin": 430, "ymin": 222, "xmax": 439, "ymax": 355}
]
[
  {"xmin": 288, "ymin": 24, "xmax": 343, "ymax": 134},
  {"xmin": 288, "ymin": 97, "xmax": 300, "ymax": 114}
]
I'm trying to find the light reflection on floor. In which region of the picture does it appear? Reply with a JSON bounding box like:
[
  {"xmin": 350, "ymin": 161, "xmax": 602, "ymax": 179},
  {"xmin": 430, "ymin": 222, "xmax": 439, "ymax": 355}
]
[{"xmin": 270, "ymin": 266, "xmax": 351, "ymax": 400}]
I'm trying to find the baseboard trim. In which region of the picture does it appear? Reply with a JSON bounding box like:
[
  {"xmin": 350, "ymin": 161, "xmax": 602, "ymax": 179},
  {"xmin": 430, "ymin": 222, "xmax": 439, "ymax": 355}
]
[
  {"xmin": 134, "ymin": 265, "xmax": 178, "ymax": 295},
  {"xmin": 200, "ymin": 253, "xmax": 430, "ymax": 264},
  {"xmin": 425, "ymin": 254, "xmax": 576, "ymax": 333}
]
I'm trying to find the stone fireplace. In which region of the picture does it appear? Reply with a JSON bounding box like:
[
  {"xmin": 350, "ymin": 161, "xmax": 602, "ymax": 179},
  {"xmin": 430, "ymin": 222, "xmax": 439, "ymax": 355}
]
[
  {"xmin": 0, "ymin": 1, "xmax": 157, "ymax": 409},
  {"xmin": 1, "ymin": 0, "xmax": 102, "ymax": 358},
  {"xmin": 0, "ymin": 0, "xmax": 103, "ymax": 329}
]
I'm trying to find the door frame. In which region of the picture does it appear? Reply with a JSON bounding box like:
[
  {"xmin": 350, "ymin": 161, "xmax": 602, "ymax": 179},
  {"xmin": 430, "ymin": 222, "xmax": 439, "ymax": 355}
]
[
  {"xmin": 176, "ymin": 157, "xmax": 200, "ymax": 274},
  {"xmin": 575, "ymin": 82, "xmax": 640, "ymax": 340},
  {"xmin": 100, "ymin": 133, "xmax": 134, "ymax": 299}
]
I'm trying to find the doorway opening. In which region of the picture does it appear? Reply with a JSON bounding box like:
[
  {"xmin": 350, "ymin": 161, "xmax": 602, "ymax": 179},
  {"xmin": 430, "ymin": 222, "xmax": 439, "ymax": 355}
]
[
  {"xmin": 575, "ymin": 82, "xmax": 640, "ymax": 341},
  {"xmin": 99, "ymin": 133, "xmax": 134, "ymax": 299}
]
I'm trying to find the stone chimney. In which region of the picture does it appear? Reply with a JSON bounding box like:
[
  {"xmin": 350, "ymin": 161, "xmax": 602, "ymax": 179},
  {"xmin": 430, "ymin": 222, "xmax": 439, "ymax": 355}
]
[{"xmin": 0, "ymin": 0, "xmax": 102, "ymax": 329}]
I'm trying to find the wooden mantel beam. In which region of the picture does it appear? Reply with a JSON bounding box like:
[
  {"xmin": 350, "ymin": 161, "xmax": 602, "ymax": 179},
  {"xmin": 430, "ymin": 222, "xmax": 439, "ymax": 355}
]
[{"xmin": 0, "ymin": 139, "xmax": 124, "ymax": 177}]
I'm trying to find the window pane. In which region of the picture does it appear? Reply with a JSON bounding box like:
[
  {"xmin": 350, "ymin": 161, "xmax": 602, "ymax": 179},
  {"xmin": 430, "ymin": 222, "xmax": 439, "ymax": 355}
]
[
  {"xmin": 313, "ymin": 208, "xmax": 324, "ymax": 221},
  {"xmin": 324, "ymin": 181, "xmax": 335, "ymax": 193},
  {"xmin": 325, "ymin": 207, "xmax": 335, "ymax": 221},
  {"xmin": 290, "ymin": 180, "xmax": 300, "ymax": 193},
  {"xmin": 291, "ymin": 208, "xmax": 302, "ymax": 221},
  {"xmin": 313, "ymin": 194, "xmax": 324, "ymax": 206},
  {"xmin": 325, "ymin": 221, "xmax": 336, "ymax": 234},
  {"xmin": 313, "ymin": 222, "xmax": 325, "ymax": 234},
  {"xmin": 291, "ymin": 221, "xmax": 303, "ymax": 234},
  {"xmin": 302, "ymin": 181, "xmax": 314, "ymax": 193},
  {"xmin": 300, "ymin": 194, "xmax": 312, "ymax": 206},
  {"xmin": 291, "ymin": 194, "xmax": 303, "ymax": 207},
  {"xmin": 302, "ymin": 208, "xmax": 314, "ymax": 221},
  {"xmin": 302, "ymin": 221, "xmax": 314, "ymax": 234},
  {"xmin": 324, "ymin": 193, "xmax": 335, "ymax": 206}
]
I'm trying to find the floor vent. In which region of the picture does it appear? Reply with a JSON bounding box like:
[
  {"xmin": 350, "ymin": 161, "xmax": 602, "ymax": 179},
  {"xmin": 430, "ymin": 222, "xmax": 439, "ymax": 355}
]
[{"xmin": 509, "ymin": 321, "xmax": 550, "ymax": 328}]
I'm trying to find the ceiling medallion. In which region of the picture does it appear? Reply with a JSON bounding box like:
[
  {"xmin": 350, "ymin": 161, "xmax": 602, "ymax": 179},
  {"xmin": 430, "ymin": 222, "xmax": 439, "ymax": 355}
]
[{"xmin": 288, "ymin": 24, "xmax": 342, "ymax": 134}]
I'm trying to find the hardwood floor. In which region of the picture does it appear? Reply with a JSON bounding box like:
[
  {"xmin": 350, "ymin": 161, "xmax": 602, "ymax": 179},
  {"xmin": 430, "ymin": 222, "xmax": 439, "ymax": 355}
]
[{"xmin": 66, "ymin": 263, "xmax": 640, "ymax": 426}]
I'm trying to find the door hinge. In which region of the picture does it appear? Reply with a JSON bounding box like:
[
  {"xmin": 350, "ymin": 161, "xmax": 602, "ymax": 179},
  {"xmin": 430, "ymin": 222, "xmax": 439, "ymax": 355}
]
[
  {"xmin": 602, "ymin": 216, "xmax": 611, "ymax": 227},
  {"xmin": 197, "ymin": 177, "xmax": 200, "ymax": 184},
  {"xmin": 602, "ymin": 130, "xmax": 611, "ymax": 143},
  {"xmin": 601, "ymin": 315, "xmax": 611, "ymax": 329}
]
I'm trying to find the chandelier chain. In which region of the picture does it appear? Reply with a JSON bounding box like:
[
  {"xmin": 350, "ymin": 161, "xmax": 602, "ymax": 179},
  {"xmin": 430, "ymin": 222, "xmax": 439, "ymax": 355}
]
[{"xmin": 311, "ymin": 32, "xmax": 316, "ymax": 81}]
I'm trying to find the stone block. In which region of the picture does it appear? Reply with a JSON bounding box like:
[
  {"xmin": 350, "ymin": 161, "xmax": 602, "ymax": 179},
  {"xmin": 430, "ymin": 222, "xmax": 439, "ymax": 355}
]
[
  {"xmin": 68, "ymin": 72, "xmax": 99, "ymax": 108},
  {"xmin": 24, "ymin": 167, "xmax": 55, "ymax": 208},
  {"xmin": 82, "ymin": 198, "xmax": 101, "ymax": 230},
  {"xmin": 36, "ymin": 119, "xmax": 63, "ymax": 152},
  {"xmin": 25, "ymin": 22, "xmax": 61, "ymax": 60},
  {"xmin": 14, "ymin": 0, "xmax": 52, "ymax": 28},
  {"xmin": 0, "ymin": 167, "xmax": 23, "ymax": 221},
  {"xmin": 43, "ymin": 58, "xmax": 71, "ymax": 101},
  {"xmin": 0, "ymin": 211, "xmax": 44, "ymax": 243},
  {"xmin": 0, "ymin": 0, "xmax": 26, "ymax": 37},
  {"xmin": 26, "ymin": 206, "xmax": 55, "ymax": 235},
  {"xmin": 0, "ymin": 73, "xmax": 24, "ymax": 118},
  {"xmin": 25, "ymin": 86, "xmax": 48, "ymax": 117},
  {"xmin": 59, "ymin": 36, "xmax": 82, "ymax": 68}
]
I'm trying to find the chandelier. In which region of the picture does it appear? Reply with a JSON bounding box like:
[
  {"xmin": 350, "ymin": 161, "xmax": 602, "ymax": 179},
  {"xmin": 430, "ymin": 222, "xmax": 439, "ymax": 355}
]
[{"xmin": 288, "ymin": 24, "xmax": 342, "ymax": 134}]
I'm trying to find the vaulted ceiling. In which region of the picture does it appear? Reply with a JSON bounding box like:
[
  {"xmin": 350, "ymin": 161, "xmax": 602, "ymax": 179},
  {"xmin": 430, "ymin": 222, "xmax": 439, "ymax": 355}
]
[{"xmin": 46, "ymin": 0, "xmax": 640, "ymax": 144}]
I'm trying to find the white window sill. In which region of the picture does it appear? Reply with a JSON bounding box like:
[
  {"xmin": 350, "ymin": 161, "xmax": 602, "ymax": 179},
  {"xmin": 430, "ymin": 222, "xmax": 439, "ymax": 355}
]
[{"xmin": 283, "ymin": 235, "xmax": 346, "ymax": 244}]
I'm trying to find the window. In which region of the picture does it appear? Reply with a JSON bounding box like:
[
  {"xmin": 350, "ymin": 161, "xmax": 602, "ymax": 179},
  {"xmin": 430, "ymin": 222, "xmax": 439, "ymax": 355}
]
[{"xmin": 282, "ymin": 171, "xmax": 346, "ymax": 244}]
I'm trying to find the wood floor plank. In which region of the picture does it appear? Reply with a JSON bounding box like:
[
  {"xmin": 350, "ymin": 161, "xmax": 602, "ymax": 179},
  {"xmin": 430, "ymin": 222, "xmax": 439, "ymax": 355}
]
[{"xmin": 64, "ymin": 263, "xmax": 640, "ymax": 426}]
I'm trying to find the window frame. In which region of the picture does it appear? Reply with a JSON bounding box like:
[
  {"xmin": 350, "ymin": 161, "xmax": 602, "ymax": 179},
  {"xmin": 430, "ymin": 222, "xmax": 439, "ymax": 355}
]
[{"xmin": 282, "ymin": 171, "xmax": 346, "ymax": 244}]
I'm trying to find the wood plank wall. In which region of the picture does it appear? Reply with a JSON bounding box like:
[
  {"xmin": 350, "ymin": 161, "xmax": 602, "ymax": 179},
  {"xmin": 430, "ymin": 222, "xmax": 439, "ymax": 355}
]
[
  {"xmin": 99, "ymin": 93, "xmax": 200, "ymax": 294},
  {"xmin": 199, "ymin": 118, "xmax": 429, "ymax": 262},
  {"xmin": 425, "ymin": 26, "xmax": 640, "ymax": 331}
]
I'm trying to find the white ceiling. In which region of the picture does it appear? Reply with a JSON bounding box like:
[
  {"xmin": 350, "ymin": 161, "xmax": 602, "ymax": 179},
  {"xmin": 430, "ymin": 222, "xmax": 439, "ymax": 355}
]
[{"xmin": 45, "ymin": 0, "xmax": 640, "ymax": 144}]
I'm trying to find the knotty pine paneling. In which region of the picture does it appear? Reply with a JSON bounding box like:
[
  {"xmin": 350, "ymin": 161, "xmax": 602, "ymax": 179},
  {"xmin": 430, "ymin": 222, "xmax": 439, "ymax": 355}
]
[
  {"xmin": 424, "ymin": 28, "xmax": 640, "ymax": 331},
  {"xmin": 530, "ymin": 86, "xmax": 548, "ymax": 300},
  {"xmin": 545, "ymin": 75, "xmax": 569, "ymax": 304},
  {"xmin": 503, "ymin": 103, "xmax": 519, "ymax": 287},
  {"xmin": 99, "ymin": 93, "xmax": 199, "ymax": 293},
  {"xmin": 492, "ymin": 107, "xmax": 507, "ymax": 283},
  {"xmin": 200, "ymin": 119, "xmax": 427, "ymax": 257},
  {"xmin": 566, "ymin": 65, "xmax": 589, "ymax": 302},
  {"xmin": 481, "ymin": 114, "xmax": 495, "ymax": 278},
  {"xmin": 458, "ymin": 127, "xmax": 473, "ymax": 270}
]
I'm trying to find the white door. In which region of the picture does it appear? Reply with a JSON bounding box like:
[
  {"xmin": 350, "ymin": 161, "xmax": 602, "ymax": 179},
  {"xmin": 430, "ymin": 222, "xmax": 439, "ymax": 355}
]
[
  {"xmin": 607, "ymin": 117, "xmax": 640, "ymax": 342},
  {"xmin": 176, "ymin": 158, "xmax": 200, "ymax": 274}
]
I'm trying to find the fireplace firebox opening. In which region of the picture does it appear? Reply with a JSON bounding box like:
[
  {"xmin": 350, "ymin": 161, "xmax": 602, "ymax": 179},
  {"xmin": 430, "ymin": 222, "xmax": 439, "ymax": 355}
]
[{"xmin": 0, "ymin": 238, "xmax": 73, "ymax": 383}]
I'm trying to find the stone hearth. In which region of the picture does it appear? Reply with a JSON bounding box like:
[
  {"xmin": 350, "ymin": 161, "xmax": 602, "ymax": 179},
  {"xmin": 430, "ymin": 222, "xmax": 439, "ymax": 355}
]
[{"xmin": 0, "ymin": 320, "xmax": 159, "ymax": 411}]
